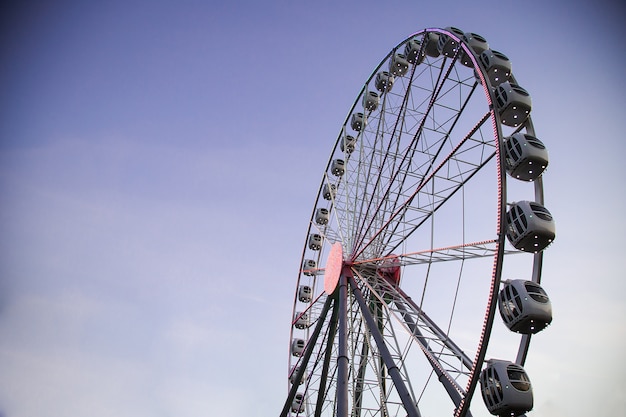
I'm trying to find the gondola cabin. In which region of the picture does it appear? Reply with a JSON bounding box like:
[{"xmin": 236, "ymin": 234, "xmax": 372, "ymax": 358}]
[
  {"xmin": 375, "ymin": 71, "xmax": 394, "ymax": 92},
  {"xmin": 289, "ymin": 366, "xmax": 307, "ymax": 385},
  {"xmin": 302, "ymin": 260, "xmax": 317, "ymax": 276},
  {"xmin": 351, "ymin": 112, "xmax": 365, "ymax": 131},
  {"xmin": 308, "ymin": 234, "xmax": 322, "ymax": 251},
  {"xmin": 437, "ymin": 26, "xmax": 465, "ymax": 57},
  {"xmin": 315, "ymin": 208, "xmax": 329, "ymax": 225},
  {"xmin": 479, "ymin": 49, "xmax": 512, "ymax": 86},
  {"xmin": 323, "ymin": 183, "xmax": 336, "ymax": 201},
  {"xmin": 298, "ymin": 285, "xmax": 312, "ymax": 303},
  {"xmin": 362, "ymin": 90, "xmax": 380, "ymax": 111},
  {"xmin": 293, "ymin": 311, "xmax": 309, "ymax": 329},
  {"xmin": 291, "ymin": 339, "xmax": 305, "ymax": 356},
  {"xmin": 404, "ymin": 38, "xmax": 425, "ymax": 65},
  {"xmin": 495, "ymin": 81, "xmax": 532, "ymax": 127},
  {"xmin": 292, "ymin": 393, "xmax": 305, "ymax": 413},
  {"xmin": 389, "ymin": 53, "xmax": 410, "ymax": 76},
  {"xmin": 506, "ymin": 201, "xmax": 555, "ymax": 253},
  {"xmin": 331, "ymin": 159, "xmax": 345, "ymax": 176},
  {"xmin": 423, "ymin": 32, "xmax": 440, "ymax": 57},
  {"xmin": 504, "ymin": 133, "xmax": 549, "ymax": 181},
  {"xmin": 460, "ymin": 32, "xmax": 489, "ymax": 67},
  {"xmin": 499, "ymin": 280, "xmax": 552, "ymax": 334},
  {"xmin": 341, "ymin": 135, "xmax": 356, "ymax": 154},
  {"xmin": 480, "ymin": 360, "xmax": 533, "ymax": 416}
]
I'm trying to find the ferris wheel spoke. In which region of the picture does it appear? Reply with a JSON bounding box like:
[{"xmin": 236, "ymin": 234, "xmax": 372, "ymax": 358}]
[
  {"xmin": 301, "ymin": 297, "xmax": 342, "ymax": 417},
  {"xmin": 381, "ymin": 150, "xmax": 495, "ymax": 257},
  {"xmin": 350, "ymin": 53, "xmax": 468, "ymax": 258},
  {"xmin": 281, "ymin": 295, "xmax": 334, "ymax": 417},
  {"xmin": 348, "ymin": 274, "xmax": 422, "ymax": 417},
  {"xmin": 352, "ymin": 268, "xmax": 477, "ymax": 408},
  {"xmin": 395, "ymin": 304, "xmax": 467, "ymax": 409},
  {"xmin": 389, "ymin": 79, "xmax": 480, "ymax": 206},
  {"xmin": 346, "ymin": 276, "xmax": 416, "ymax": 415},
  {"xmin": 350, "ymin": 63, "xmax": 422, "ymax": 253},
  {"xmin": 353, "ymin": 111, "xmax": 494, "ymax": 260},
  {"xmin": 313, "ymin": 295, "xmax": 339, "ymax": 417},
  {"xmin": 350, "ymin": 76, "xmax": 490, "ymax": 260},
  {"xmin": 349, "ymin": 61, "xmax": 435, "ymax": 253},
  {"xmin": 352, "ymin": 330, "xmax": 370, "ymax": 417},
  {"xmin": 394, "ymin": 285, "xmax": 474, "ymax": 371},
  {"xmin": 363, "ymin": 80, "xmax": 483, "ymax": 258},
  {"xmin": 322, "ymin": 173, "xmax": 346, "ymax": 246},
  {"xmin": 352, "ymin": 240, "xmax": 502, "ymax": 269}
]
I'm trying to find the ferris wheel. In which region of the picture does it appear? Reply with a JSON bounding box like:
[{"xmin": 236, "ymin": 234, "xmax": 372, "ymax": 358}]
[{"xmin": 280, "ymin": 27, "xmax": 556, "ymax": 417}]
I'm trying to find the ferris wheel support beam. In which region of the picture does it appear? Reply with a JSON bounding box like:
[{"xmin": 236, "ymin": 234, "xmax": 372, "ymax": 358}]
[
  {"xmin": 394, "ymin": 302, "xmax": 468, "ymax": 412},
  {"xmin": 336, "ymin": 272, "xmax": 350, "ymax": 417},
  {"xmin": 280, "ymin": 295, "xmax": 334, "ymax": 417},
  {"xmin": 314, "ymin": 298, "xmax": 340, "ymax": 417},
  {"xmin": 395, "ymin": 286, "xmax": 473, "ymax": 370},
  {"xmin": 349, "ymin": 276, "xmax": 422, "ymax": 417},
  {"xmin": 352, "ymin": 332, "xmax": 370, "ymax": 417},
  {"xmin": 370, "ymin": 276, "xmax": 471, "ymax": 412},
  {"xmin": 365, "ymin": 272, "xmax": 474, "ymax": 373}
]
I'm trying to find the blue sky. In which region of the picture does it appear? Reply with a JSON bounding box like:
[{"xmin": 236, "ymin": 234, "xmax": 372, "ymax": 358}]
[{"xmin": 0, "ymin": 1, "xmax": 624, "ymax": 416}]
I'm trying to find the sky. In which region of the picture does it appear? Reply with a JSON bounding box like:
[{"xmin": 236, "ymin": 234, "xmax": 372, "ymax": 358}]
[{"xmin": 0, "ymin": 1, "xmax": 625, "ymax": 416}]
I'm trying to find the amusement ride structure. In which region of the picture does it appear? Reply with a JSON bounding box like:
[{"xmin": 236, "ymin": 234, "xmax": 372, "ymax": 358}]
[{"xmin": 281, "ymin": 26, "xmax": 556, "ymax": 417}]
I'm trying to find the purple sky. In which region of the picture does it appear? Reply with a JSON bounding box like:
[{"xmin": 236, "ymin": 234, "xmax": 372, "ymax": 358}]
[{"xmin": 1, "ymin": 1, "xmax": 625, "ymax": 416}]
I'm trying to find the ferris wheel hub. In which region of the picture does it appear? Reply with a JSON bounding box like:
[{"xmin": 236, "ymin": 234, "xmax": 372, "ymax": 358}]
[{"xmin": 323, "ymin": 242, "xmax": 344, "ymax": 295}]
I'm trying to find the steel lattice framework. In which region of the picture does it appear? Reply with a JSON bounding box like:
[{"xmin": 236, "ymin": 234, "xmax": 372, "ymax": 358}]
[{"xmin": 283, "ymin": 26, "xmax": 554, "ymax": 417}]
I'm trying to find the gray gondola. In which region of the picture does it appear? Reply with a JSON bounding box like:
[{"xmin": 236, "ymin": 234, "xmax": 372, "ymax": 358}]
[
  {"xmin": 375, "ymin": 71, "xmax": 394, "ymax": 92},
  {"xmin": 293, "ymin": 311, "xmax": 309, "ymax": 329},
  {"xmin": 479, "ymin": 49, "xmax": 512, "ymax": 86},
  {"xmin": 362, "ymin": 90, "xmax": 380, "ymax": 111},
  {"xmin": 460, "ymin": 32, "xmax": 489, "ymax": 67},
  {"xmin": 499, "ymin": 280, "xmax": 552, "ymax": 334},
  {"xmin": 292, "ymin": 392, "xmax": 305, "ymax": 413},
  {"xmin": 506, "ymin": 201, "xmax": 555, "ymax": 253},
  {"xmin": 331, "ymin": 159, "xmax": 345, "ymax": 176},
  {"xmin": 323, "ymin": 183, "xmax": 337, "ymax": 201},
  {"xmin": 308, "ymin": 234, "xmax": 322, "ymax": 251},
  {"xmin": 437, "ymin": 26, "xmax": 465, "ymax": 57},
  {"xmin": 298, "ymin": 285, "xmax": 312, "ymax": 302},
  {"xmin": 504, "ymin": 133, "xmax": 549, "ymax": 181},
  {"xmin": 341, "ymin": 135, "xmax": 356, "ymax": 154},
  {"xmin": 404, "ymin": 37, "xmax": 425, "ymax": 65},
  {"xmin": 423, "ymin": 32, "xmax": 440, "ymax": 57},
  {"xmin": 302, "ymin": 259, "xmax": 317, "ymax": 276},
  {"xmin": 480, "ymin": 360, "xmax": 533, "ymax": 416},
  {"xmin": 495, "ymin": 81, "xmax": 532, "ymax": 127},
  {"xmin": 290, "ymin": 366, "xmax": 308, "ymax": 385},
  {"xmin": 389, "ymin": 53, "xmax": 410, "ymax": 76},
  {"xmin": 291, "ymin": 339, "xmax": 305, "ymax": 356},
  {"xmin": 315, "ymin": 208, "xmax": 329, "ymax": 225},
  {"xmin": 351, "ymin": 112, "xmax": 365, "ymax": 131}
]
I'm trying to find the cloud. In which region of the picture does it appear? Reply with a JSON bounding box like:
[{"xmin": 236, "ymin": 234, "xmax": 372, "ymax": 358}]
[{"xmin": 0, "ymin": 284, "xmax": 280, "ymax": 417}]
